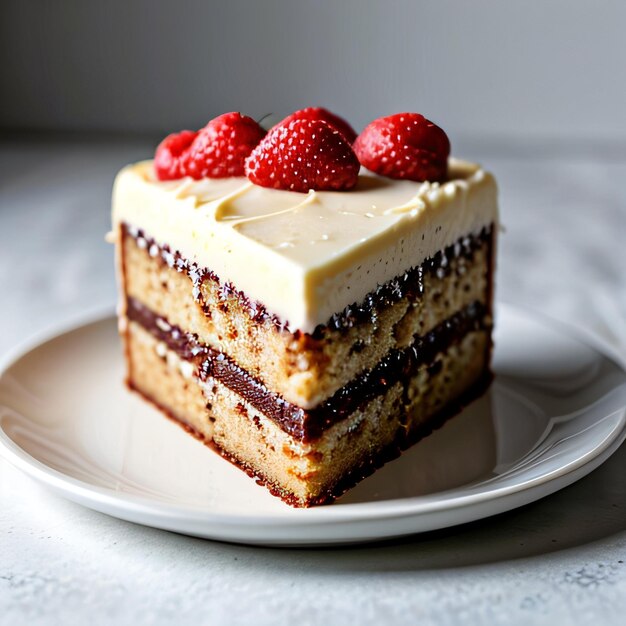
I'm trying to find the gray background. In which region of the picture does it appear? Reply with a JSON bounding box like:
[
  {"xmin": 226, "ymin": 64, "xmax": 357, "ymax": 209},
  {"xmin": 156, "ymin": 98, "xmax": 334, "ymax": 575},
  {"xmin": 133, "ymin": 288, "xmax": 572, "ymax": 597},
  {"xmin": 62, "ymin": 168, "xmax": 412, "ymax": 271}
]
[{"xmin": 2, "ymin": 0, "xmax": 626, "ymax": 144}]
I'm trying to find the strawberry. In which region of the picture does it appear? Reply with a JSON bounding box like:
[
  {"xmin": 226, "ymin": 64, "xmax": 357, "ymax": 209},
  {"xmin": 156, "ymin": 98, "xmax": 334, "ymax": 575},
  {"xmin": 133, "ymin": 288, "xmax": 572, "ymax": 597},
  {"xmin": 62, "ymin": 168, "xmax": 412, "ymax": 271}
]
[
  {"xmin": 353, "ymin": 113, "xmax": 450, "ymax": 182},
  {"xmin": 276, "ymin": 107, "xmax": 357, "ymax": 143},
  {"xmin": 184, "ymin": 112, "xmax": 266, "ymax": 179},
  {"xmin": 154, "ymin": 130, "xmax": 198, "ymax": 181},
  {"xmin": 245, "ymin": 119, "xmax": 360, "ymax": 192}
]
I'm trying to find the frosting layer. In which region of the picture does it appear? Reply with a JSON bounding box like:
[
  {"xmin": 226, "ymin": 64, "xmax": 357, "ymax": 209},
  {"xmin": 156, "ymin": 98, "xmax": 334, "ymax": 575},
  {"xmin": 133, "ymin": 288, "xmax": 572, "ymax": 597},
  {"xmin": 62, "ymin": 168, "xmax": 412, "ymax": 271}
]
[{"xmin": 112, "ymin": 159, "xmax": 498, "ymax": 332}]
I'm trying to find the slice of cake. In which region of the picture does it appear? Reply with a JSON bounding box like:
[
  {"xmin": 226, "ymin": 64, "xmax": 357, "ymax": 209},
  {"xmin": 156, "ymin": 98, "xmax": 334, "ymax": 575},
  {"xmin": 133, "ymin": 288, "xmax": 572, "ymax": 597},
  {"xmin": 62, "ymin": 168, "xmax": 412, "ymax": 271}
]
[{"xmin": 110, "ymin": 109, "xmax": 498, "ymax": 507}]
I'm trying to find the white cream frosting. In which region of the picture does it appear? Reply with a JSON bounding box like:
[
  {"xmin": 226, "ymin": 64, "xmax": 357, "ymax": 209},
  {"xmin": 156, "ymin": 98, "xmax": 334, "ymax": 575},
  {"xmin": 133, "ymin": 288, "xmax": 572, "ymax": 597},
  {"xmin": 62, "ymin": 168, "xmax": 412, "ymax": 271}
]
[{"xmin": 111, "ymin": 159, "xmax": 498, "ymax": 332}]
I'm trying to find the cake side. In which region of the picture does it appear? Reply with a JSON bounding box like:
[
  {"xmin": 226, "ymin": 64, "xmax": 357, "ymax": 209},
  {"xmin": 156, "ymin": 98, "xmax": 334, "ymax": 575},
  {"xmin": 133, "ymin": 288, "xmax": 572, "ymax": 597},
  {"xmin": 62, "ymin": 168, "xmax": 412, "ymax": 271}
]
[{"xmin": 115, "ymin": 218, "xmax": 496, "ymax": 506}]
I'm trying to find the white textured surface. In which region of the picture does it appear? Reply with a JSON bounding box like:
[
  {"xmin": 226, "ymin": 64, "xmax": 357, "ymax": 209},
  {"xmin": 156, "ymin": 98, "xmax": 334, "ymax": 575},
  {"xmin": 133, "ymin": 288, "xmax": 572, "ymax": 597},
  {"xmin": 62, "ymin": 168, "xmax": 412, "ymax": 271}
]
[{"xmin": 1, "ymin": 137, "xmax": 626, "ymax": 625}]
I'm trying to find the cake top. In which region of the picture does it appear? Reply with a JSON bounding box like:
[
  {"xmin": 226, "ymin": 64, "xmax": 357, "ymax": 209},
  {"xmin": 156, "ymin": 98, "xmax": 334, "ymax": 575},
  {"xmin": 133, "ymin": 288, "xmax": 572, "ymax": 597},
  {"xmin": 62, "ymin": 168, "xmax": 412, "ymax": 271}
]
[{"xmin": 112, "ymin": 158, "xmax": 497, "ymax": 332}]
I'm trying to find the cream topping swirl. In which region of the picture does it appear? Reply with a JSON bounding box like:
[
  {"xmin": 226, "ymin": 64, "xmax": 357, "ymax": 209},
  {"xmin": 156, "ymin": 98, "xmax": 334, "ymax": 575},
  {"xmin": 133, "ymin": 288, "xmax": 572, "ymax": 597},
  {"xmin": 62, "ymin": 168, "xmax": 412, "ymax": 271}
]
[{"xmin": 112, "ymin": 159, "xmax": 498, "ymax": 332}]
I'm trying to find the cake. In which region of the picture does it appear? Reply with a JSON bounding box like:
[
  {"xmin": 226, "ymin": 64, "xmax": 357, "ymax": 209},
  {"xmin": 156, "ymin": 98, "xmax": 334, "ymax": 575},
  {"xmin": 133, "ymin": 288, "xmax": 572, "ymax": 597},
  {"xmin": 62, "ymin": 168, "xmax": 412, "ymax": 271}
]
[{"xmin": 110, "ymin": 109, "xmax": 498, "ymax": 507}]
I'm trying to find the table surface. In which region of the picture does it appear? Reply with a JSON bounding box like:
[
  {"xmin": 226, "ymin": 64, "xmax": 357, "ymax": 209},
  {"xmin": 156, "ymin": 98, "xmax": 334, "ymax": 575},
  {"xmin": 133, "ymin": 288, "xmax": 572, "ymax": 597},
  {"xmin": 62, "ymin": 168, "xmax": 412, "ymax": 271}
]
[{"xmin": 1, "ymin": 136, "xmax": 626, "ymax": 626}]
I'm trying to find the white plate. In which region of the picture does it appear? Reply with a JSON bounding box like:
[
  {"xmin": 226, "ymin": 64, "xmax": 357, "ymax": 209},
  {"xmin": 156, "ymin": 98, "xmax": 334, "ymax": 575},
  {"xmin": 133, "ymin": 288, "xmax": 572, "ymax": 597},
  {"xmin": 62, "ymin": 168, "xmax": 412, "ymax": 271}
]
[{"xmin": 1, "ymin": 304, "xmax": 625, "ymax": 546}]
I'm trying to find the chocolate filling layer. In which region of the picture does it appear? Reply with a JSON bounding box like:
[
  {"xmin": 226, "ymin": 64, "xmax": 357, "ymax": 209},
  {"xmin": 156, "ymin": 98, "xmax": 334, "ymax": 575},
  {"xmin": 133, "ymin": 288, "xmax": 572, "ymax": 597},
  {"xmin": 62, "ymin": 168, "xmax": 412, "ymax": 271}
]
[
  {"xmin": 127, "ymin": 297, "xmax": 489, "ymax": 441},
  {"xmin": 123, "ymin": 223, "xmax": 492, "ymax": 337}
]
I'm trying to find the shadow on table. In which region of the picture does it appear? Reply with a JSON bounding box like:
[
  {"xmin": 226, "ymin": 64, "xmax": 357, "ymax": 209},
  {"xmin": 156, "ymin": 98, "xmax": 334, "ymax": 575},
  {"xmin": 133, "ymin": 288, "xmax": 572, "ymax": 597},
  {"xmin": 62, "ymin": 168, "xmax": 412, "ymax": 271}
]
[{"xmin": 184, "ymin": 441, "xmax": 626, "ymax": 573}]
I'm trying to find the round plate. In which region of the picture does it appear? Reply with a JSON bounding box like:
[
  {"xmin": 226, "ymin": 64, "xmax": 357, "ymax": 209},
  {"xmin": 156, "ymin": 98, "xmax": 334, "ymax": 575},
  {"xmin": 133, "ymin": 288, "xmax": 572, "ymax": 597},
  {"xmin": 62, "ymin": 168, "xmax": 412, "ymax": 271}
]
[{"xmin": 1, "ymin": 304, "xmax": 625, "ymax": 546}]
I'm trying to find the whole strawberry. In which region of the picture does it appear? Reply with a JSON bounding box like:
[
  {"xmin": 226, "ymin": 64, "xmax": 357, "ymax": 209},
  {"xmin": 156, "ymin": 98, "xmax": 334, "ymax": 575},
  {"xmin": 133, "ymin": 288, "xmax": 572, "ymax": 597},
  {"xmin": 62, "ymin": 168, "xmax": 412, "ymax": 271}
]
[
  {"xmin": 185, "ymin": 112, "xmax": 266, "ymax": 179},
  {"xmin": 276, "ymin": 107, "xmax": 357, "ymax": 144},
  {"xmin": 245, "ymin": 119, "xmax": 360, "ymax": 193},
  {"xmin": 354, "ymin": 113, "xmax": 450, "ymax": 182},
  {"xmin": 154, "ymin": 130, "xmax": 198, "ymax": 181}
]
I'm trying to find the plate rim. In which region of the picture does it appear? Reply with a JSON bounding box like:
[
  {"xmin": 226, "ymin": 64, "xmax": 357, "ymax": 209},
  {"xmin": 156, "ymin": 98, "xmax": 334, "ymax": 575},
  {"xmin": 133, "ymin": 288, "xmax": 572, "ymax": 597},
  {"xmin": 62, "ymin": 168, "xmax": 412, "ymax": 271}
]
[{"xmin": 1, "ymin": 302, "xmax": 626, "ymax": 533}]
